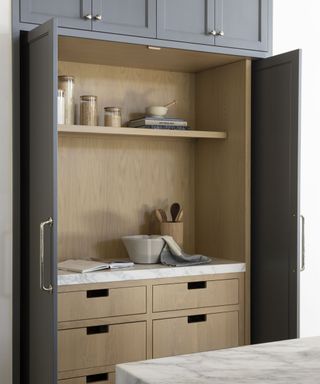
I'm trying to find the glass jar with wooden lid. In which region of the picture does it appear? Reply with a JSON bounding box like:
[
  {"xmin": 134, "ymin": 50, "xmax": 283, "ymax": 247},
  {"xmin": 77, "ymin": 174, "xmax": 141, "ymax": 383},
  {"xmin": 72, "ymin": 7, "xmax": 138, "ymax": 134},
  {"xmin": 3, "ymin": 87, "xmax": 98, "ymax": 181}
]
[
  {"xmin": 104, "ymin": 107, "xmax": 122, "ymax": 127},
  {"xmin": 80, "ymin": 95, "xmax": 98, "ymax": 126}
]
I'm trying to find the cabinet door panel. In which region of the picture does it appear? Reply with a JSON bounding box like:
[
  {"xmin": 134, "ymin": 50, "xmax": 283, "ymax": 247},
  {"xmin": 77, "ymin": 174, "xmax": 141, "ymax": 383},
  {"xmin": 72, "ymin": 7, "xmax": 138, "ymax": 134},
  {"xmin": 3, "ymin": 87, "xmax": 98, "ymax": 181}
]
[
  {"xmin": 20, "ymin": 0, "xmax": 92, "ymax": 30},
  {"xmin": 26, "ymin": 19, "xmax": 58, "ymax": 384},
  {"xmin": 92, "ymin": 0, "xmax": 156, "ymax": 38},
  {"xmin": 215, "ymin": 0, "xmax": 268, "ymax": 51},
  {"xmin": 157, "ymin": 0, "xmax": 215, "ymax": 45},
  {"xmin": 252, "ymin": 50, "xmax": 301, "ymax": 343}
]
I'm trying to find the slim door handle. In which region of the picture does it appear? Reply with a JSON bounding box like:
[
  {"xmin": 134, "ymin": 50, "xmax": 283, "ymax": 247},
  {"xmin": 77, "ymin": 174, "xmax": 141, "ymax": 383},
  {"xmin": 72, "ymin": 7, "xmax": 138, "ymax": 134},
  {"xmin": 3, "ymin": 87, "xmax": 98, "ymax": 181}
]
[
  {"xmin": 40, "ymin": 217, "xmax": 53, "ymax": 293},
  {"xmin": 300, "ymin": 215, "xmax": 305, "ymax": 271}
]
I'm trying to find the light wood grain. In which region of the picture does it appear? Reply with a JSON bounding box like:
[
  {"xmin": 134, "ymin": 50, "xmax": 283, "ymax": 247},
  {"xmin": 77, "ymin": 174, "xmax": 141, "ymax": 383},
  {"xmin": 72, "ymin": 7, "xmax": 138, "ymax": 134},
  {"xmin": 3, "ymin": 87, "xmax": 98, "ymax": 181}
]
[
  {"xmin": 160, "ymin": 221, "xmax": 184, "ymax": 247},
  {"xmin": 58, "ymin": 124, "xmax": 227, "ymax": 139},
  {"xmin": 58, "ymin": 286, "xmax": 146, "ymax": 322},
  {"xmin": 58, "ymin": 61, "xmax": 196, "ymax": 127},
  {"xmin": 153, "ymin": 278, "xmax": 239, "ymax": 312},
  {"xmin": 58, "ymin": 321, "xmax": 146, "ymax": 372},
  {"xmin": 57, "ymin": 273, "xmax": 245, "ymax": 374},
  {"xmin": 58, "ymin": 135, "xmax": 195, "ymax": 261},
  {"xmin": 59, "ymin": 366, "xmax": 115, "ymax": 381},
  {"xmin": 59, "ymin": 371, "xmax": 115, "ymax": 384},
  {"xmin": 59, "ymin": 36, "xmax": 245, "ymax": 73},
  {"xmin": 194, "ymin": 59, "xmax": 251, "ymax": 343},
  {"xmin": 152, "ymin": 311, "xmax": 239, "ymax": 358}
]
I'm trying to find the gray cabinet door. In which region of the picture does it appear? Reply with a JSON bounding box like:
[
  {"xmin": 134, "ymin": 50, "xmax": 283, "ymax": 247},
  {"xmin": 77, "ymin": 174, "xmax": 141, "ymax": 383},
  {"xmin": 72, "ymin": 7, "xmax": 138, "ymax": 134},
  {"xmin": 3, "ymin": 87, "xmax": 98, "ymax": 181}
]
[
  {"xmin": 92, "ymin": 0, "xmax": 156, "ymax": 38},
  {"xmin": 20, "ymin": 0, "xmax": 92, "ymax": 30},
  {"xmin": 27, "ymin": 19, "xmax": 58, "ymax": 384},
  {"xmin": 215, "ymin": 0, "xmax": 269, "ymax": 51},
  {"xmin": 251, "ymin": 50, "xmax": 301, "ymax": 343},
  {"xmin": 157, "ymin": 0, "xmax": 215, "ymax": 45}
]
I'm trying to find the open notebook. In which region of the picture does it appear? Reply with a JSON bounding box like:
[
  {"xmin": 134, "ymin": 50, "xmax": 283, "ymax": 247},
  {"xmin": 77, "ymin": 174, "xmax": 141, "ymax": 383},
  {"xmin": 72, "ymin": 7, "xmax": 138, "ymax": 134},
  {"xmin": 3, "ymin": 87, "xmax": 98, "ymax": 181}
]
[{"xmin": 58, "ymin": 259, "xmax": 134, "ymax": 273}]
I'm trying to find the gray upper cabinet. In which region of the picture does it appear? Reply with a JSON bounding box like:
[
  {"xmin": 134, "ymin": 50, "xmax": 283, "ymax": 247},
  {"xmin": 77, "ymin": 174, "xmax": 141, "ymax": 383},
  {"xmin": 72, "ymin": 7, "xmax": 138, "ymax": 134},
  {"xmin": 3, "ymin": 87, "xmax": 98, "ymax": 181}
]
[
  {"xmin": 20, "ymin": 0, "xmax": 92, "ymax": 30},
  {"xmin": 214, "ymin": 0, "xmax": 269, "ymax": 51},
  {"xmin": 157, "ymin": 0, "xmax": 215, "ymax": 45},
  {"xmin": 91, "ymin": 0, "xmax": 156, "ymax": 38},
  {"xmin": 19, "ymin": 0, "xmax": 271, "ymax": 56},
  {"xmin": 157, "ymin": 0, "xmax": 269, "ymax": 52}
]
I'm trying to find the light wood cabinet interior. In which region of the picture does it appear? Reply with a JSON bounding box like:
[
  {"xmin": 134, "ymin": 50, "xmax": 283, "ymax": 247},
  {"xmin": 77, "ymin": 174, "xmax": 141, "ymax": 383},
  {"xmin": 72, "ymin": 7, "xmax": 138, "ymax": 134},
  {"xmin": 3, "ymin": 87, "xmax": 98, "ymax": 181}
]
[
  {"xmin": 57, "ymin": 37, "xmax": 251, "ymax": 380},
  {"xmin": 57, "ymin": 45, "xmax": 250, "ymax": 265}
]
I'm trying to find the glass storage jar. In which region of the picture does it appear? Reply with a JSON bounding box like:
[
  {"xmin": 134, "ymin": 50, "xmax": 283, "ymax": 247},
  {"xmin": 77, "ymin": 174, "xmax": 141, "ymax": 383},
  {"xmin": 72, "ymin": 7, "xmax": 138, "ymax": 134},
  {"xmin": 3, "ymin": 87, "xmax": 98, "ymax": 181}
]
[
  {"xmin": 104, "ymin": 107, "xmax": 122, "ymax": 127},
  {"xmin": 57, "ymin": 89, "xmax": 65, "ymax": 124},
  {"xmin": 80, "ymin": 95, "xmax": 98, "ymax": 126},
  {"xmin": 58, "ymin": 75, "xmax": 75, "ymax": 125}
]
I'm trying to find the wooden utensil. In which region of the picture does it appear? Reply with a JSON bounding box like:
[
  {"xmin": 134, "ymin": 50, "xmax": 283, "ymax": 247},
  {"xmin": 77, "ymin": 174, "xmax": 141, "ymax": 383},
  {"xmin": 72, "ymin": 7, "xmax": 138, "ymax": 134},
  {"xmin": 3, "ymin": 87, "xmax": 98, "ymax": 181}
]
[
  {"xmin": 155, "ymin": 208, "xmax": 167, "ymax": 223},
  {"xmin": 176, "ymin": 208, "xmax": 184, "ymax": 222},
  {"xmin": 170, "ymin": 202, "xmax": 180, "ymax": 222},
  {"xmin": 164, "ymin": 100, "xmax": 177, "ymax": 109},
  {"xmin": 155, "ymin": 209, "xmax": 163, "ymax": 223}
]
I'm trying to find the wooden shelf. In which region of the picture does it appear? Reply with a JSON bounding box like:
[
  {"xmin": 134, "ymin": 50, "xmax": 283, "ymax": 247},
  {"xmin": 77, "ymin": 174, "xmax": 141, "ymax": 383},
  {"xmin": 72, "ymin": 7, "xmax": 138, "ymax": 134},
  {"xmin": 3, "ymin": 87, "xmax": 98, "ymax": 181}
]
[{"xmin": 58, "ymin": 125, "xmax": 227, "ymax": 140}]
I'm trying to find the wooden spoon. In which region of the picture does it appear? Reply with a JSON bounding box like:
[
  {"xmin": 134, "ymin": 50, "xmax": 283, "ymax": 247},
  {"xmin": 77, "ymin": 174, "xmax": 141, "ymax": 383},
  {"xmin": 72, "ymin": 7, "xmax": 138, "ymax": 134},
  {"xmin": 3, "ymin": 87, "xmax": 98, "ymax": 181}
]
[
  {"xmin": 155, "ymin": 208, "xmax": 167, "ymax": 223},
  {"xmin": 170, "ymin": 202, "xmax": 180, "ymax": 222},
  {"xmin": 164, "ymin": 100, "xmax": 177, "ymax": 109},
  {"xmin": 176, "ymin": 208, "xmax": 184, "ymax": 222}
]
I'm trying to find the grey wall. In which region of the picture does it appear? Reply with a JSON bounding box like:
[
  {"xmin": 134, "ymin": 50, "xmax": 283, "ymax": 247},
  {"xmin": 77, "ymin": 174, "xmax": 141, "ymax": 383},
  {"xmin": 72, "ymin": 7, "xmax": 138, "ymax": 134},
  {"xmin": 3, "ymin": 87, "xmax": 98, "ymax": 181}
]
[{"xmin": 0, "ymin": 0, "xmax": 12, "ymax": 383}]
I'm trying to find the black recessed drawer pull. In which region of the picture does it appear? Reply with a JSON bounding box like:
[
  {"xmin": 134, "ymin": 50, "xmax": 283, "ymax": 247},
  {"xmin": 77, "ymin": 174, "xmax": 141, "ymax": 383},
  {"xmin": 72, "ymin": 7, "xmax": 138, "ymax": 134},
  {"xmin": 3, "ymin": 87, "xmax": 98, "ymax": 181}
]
[
  {"xmin": 86, "ymin": 373, "xmax": 108, "ymax": 383},
  {"xmin": 187, "ymin": 281, "xmax": 207, "ymax": 290},
  {"xmin": 87, "ymin": 289, "xmax": 109, "ymax": 298},
  {"xmin": 87, "ymin": 325, "xmax": 109, "ymax": 335},
  {"xmin": 187, "ymin": 314, "xmax": 207, "ymax": 323}
]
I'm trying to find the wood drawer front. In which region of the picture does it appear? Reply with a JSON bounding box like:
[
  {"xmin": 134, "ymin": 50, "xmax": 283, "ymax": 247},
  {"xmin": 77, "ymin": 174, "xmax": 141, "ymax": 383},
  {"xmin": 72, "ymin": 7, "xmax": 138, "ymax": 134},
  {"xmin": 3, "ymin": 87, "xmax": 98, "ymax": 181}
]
[
  {"xmin": 153, "ymin": 311, "xmax": 239, "ymax": 358},
  {"xmin": 58, "ymin": 372, "xmax": 115, "ymax": 384},
  {"xmin": 58, "ymin": 321, "xmax": 146, "ymax": 372},
  {"xmin": 58, "ymin": 286, "xmax": 146, "ymax": 322},
  {"xmin": 153, "ymin": 278, "xmax": 239, "ymax": 312}
]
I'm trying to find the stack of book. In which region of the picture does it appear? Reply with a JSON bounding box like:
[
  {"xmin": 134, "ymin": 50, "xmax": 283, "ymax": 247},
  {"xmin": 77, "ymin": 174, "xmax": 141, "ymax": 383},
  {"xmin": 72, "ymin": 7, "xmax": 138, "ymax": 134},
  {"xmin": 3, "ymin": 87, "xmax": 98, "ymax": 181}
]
[{"xmin": 128, "ymin": 116, "xmax": 189, "ymax": 130}]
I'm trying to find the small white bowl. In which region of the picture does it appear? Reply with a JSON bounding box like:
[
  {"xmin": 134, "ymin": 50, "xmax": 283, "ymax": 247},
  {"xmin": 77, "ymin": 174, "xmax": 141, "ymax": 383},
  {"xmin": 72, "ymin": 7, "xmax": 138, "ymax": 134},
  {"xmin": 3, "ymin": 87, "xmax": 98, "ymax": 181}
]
[
  {"xmin": 146, "ymin": 106, "xmax": 168, "ymax": 117},
  {"xmin": 122, "ymin": 235, "xmax": 165, "ymax": 264}
]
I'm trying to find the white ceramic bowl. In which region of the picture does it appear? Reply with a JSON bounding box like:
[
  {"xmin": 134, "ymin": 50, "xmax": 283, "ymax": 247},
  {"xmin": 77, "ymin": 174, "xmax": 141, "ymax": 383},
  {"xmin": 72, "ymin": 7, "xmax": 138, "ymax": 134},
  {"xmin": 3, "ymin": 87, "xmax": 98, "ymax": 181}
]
[
  {"xmin": 121, "ymin": 235, "xmax": 165, "ymax": 264},
  {"xmin": 146, "ymin": 106, "xmax": 168, "ymax": 117}
]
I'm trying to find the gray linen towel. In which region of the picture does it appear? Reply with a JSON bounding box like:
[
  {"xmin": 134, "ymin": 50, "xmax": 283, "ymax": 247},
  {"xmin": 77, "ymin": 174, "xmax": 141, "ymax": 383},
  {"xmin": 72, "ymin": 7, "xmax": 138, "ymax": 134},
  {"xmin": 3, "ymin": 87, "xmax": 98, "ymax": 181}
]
[{"xmin": 160, "ymin": 236, "xmax": 211, "ymax": 267}]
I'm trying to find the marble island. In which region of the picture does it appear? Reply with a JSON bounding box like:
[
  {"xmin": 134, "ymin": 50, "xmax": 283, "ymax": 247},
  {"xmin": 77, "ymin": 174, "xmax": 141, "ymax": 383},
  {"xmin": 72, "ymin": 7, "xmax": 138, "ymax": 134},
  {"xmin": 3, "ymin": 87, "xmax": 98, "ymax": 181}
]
[
  {"xmin": 58, "ymin": 257, "xmax": 245, "ymax": 286},
  {"xmin": 116, "ymin": 337, "xmax": 320, "ymax": 384}
]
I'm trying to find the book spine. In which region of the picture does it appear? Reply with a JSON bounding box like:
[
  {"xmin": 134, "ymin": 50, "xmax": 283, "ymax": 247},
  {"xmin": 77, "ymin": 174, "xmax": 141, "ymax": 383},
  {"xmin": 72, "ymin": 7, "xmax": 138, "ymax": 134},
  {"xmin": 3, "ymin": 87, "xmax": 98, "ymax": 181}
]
[
  {"xmin": 143, "ymin": 125, "xmax": 190, "ymax": 130},
  {"xmin": 129, "ymin": 120, "xmax": 188, "ymax": 127}
]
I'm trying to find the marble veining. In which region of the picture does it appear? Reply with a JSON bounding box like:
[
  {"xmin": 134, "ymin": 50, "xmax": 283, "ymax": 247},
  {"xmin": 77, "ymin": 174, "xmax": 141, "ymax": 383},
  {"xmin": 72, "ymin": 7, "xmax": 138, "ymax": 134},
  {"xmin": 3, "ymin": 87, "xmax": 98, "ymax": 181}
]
[
  {"xmin": 116, "ymin": 337, "xmax": 320, "ymax": 384},
  {"xmin": 58, "ymin": 257, "xmax": 245, "ymax": 286}
]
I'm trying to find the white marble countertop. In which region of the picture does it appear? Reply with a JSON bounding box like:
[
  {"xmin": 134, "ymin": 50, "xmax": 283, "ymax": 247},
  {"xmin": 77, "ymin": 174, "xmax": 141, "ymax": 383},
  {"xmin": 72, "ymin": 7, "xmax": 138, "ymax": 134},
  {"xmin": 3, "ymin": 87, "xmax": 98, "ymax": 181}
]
[
  {"xmin": 116, "ymin": 337, "xmax": 320, "ymax": 384},
  {"xmin": 58, "ymin": 257, "xmax": 245, "ymax": 286}
]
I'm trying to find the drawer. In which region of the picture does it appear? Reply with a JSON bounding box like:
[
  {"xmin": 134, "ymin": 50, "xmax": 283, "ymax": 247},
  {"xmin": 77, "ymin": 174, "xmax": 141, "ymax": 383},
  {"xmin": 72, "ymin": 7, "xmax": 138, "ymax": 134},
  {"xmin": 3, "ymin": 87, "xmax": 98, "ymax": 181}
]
[
  {"xmin": 59, "ymin": 372, "xmax": 115, "ymax": 384},
  {"xmin": 58, "ymin": 286, "xmax": 146, "ymax": 322},
  {"xmin": 153, "ymin": 278, "xmax": 239, "ymax": 312},
  {"xmin": 153, "ymin": 311, "xmax": 239, "ymax": 358},
  {"xmin": 58, "ymin": 321, "xmax": 146, "ymax": 372}
]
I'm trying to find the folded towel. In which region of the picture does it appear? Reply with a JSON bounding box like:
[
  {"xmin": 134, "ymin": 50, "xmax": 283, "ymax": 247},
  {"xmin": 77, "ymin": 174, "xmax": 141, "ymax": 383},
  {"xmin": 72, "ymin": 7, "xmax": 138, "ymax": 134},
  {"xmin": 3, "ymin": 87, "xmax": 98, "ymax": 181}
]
[{"xmin": 160, "ymin": 236, "xmax": 211, "ymax": 267}]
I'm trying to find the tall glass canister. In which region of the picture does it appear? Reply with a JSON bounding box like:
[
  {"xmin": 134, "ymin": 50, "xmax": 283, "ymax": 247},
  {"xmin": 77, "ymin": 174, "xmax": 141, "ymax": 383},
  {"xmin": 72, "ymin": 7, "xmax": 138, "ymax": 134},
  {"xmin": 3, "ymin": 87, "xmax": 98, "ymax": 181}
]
[
  {"xmin": 58, "ymin": 75, "xmax": 75, "ymax": 125},
  {"xmin": 80, "ymin": 95, "xmax": 98, "ymax": 126}
]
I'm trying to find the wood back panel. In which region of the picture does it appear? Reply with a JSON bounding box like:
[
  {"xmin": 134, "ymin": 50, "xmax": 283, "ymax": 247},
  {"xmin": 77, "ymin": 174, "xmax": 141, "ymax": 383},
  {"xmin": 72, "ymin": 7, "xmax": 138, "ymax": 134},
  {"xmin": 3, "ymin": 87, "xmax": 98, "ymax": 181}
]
[
  {"xmin": 58, "ymin": 61, "xmax": 195, "ymax": 127},
  {"xmin": 58, "ymin": 135, "xmax": 195, "ymax": 261}
]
